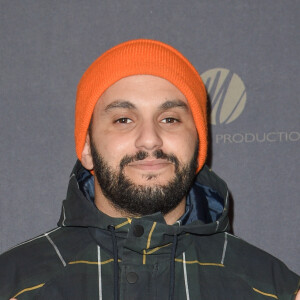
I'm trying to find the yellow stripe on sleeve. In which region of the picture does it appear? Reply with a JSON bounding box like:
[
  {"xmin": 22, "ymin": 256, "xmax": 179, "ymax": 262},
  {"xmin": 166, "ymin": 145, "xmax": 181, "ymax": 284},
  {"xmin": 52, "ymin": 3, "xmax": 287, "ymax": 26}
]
[
  {"xmin": 13, "ymin": 283, "xmax": 45, "ymax": 297},
  {"xmin": 69, "ymin": 258, "xmax": 121, "ymax": 265},
  {"xmin": 252, "ymin": 287, "xmax": 278, "ymax": 299}
]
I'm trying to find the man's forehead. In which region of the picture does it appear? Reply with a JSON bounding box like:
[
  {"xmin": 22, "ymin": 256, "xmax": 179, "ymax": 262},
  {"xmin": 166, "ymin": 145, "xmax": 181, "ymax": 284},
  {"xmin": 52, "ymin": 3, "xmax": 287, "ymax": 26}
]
[{"xmin": 95, "ymin": 75, "xmax": 191, "ymax": 112}]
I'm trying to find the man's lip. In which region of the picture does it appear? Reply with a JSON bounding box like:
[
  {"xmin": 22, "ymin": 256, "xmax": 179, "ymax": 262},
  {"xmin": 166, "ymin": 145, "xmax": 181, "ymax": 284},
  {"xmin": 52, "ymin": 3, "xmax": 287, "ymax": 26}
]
[
  {"xmin": 128, "ymin": 159, "xmax": 171, "ymax": 166},
  {"xmin": 127, "ymin": 159, "xmax": 172, "ymax": 170}
]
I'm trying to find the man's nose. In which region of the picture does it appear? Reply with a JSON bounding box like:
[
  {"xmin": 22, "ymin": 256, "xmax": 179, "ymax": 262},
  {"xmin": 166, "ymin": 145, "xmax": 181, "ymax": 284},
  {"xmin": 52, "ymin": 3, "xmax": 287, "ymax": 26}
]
[{"xmin": 134, "ymin": 121, "xmax": 163, "ymax": 151}]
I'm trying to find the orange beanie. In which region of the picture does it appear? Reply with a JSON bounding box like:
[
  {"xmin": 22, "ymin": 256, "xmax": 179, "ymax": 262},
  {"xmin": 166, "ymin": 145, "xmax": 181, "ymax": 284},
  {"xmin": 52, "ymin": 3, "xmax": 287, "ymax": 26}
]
[{"xmin": 75, "ymin": 39, "xmax": 207, "ymax": 172}]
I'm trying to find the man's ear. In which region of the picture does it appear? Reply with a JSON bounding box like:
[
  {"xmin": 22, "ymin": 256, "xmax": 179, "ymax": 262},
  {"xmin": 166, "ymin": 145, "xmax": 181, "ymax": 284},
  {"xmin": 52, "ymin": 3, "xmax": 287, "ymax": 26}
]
[{"xmin": 81, "ymin": 133, "xmax": 94, "ymax": 170}]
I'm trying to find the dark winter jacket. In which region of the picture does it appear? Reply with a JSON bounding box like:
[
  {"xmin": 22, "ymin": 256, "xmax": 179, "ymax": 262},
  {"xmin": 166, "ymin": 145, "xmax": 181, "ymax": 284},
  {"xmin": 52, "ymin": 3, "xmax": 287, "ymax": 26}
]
[{"xmin": 0, "ymin": 161, "xmax": 299, "ymax": 299}]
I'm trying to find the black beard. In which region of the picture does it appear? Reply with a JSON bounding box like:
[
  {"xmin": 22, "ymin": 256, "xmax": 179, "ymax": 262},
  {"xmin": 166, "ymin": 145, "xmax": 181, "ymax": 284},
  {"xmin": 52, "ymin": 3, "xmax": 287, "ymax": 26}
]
[{"xmin": 90, "ymin": 139, "xmax": 198, "ymax": 217}]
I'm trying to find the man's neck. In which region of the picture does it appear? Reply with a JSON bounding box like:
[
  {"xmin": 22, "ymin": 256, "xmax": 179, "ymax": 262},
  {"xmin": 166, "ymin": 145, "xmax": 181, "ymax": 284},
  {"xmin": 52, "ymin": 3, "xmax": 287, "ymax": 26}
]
[{"xmin": 163, "ymin": 198, "xmax": 186, "ymax": 224}]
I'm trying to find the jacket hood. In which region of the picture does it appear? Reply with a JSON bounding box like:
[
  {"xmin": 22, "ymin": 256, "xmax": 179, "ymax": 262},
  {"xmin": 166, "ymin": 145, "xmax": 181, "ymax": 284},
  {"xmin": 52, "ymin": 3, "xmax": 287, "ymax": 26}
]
[{"xmin": 58, "ymin": 160, "xmax": 230, "ymax": 236}]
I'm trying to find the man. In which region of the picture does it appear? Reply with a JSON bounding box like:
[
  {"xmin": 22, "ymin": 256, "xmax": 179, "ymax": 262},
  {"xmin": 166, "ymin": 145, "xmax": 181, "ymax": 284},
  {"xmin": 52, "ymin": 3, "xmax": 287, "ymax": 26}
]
[{"xmin": 1, "ymin": 39, "xmax": 299, "ymax": 300}]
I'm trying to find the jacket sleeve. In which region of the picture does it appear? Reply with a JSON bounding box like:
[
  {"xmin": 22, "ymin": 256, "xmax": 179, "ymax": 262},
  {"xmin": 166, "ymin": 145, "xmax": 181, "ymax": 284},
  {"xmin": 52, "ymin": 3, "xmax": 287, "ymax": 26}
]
[
  {"xmin": 224, "ymin": 234, "xmax": 300, "ymax": 300},
  {"xmin": 0, "ymin": 237, "xmax": 64, "ymax": 300}
]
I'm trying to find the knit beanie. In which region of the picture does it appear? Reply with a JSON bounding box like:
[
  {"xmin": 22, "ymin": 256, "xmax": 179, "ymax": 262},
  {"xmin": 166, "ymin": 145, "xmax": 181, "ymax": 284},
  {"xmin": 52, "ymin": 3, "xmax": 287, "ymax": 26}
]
[{"xmin": 75, "ymin": 39, "xmax": 207, "ymax": 172}]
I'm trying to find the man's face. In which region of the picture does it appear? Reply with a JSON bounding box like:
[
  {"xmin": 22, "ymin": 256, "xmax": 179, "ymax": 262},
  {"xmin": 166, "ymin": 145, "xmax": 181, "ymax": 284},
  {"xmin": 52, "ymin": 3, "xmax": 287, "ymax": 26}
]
[{"xmin": 87, "ymin": 75, "xmax": 199, "ymax": 216}]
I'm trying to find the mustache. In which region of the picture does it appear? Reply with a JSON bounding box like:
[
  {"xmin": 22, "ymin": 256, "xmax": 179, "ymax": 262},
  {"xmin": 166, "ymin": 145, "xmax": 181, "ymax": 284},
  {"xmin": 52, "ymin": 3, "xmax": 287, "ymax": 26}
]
[{"xmin": 120, "ymin": 150, "xmax": 179, "ymax": 170}]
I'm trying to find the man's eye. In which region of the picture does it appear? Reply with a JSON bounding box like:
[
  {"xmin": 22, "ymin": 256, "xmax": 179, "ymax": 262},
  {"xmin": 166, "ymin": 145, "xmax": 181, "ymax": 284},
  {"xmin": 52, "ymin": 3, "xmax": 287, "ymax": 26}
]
[
  {"xmin": 161, "ymin": 118, "xmax": 179, "ymax": 124},
  {"xmin": 115, "ymin": 118, "xmax": 132, "ymax": 124}
]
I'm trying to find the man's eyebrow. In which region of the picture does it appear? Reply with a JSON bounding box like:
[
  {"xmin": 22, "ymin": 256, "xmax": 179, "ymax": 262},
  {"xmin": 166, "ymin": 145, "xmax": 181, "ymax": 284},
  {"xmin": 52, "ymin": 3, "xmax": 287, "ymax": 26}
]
[
  {"xmin": 104, "ymin": 100, "xmax": 137, "ymax": 112},
  {"xmin": 159, "ymin": 100, "xmax": 189, "ymax": 111}
]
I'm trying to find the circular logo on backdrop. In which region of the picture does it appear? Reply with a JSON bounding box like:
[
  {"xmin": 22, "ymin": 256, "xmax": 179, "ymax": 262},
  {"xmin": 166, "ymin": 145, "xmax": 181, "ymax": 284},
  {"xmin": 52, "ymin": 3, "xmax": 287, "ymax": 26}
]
[{"xmin": 201, "ymin": 68, "xmax": 247, "ymax": 125}]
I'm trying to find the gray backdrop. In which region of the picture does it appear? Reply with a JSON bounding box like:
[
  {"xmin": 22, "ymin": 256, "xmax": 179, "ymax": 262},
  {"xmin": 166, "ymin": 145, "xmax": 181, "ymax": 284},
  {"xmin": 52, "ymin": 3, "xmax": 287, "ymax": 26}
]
[{"xmin": 1, "ymin": 0, "xmax": 299, "ymax": 274}]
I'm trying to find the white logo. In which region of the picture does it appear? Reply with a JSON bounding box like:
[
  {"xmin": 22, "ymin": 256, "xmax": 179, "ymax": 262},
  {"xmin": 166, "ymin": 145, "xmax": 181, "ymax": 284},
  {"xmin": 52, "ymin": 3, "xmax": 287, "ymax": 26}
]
[{"xmin": 201, "ymin": 68, "xmax": 247, "ymax": 125}]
